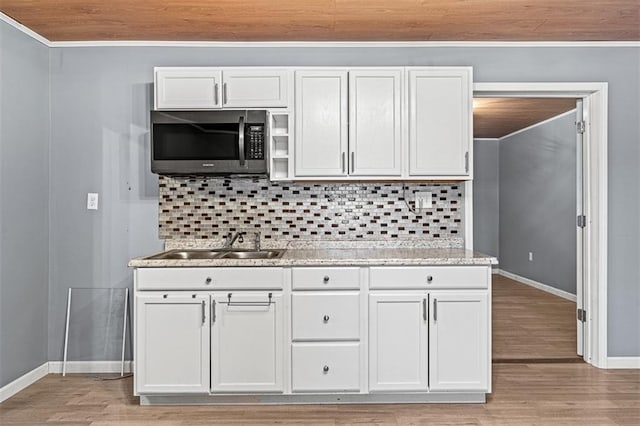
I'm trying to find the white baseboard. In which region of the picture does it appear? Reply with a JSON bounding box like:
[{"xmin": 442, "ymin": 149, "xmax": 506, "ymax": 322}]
[
  {"xmin": 0, "ymin": 362, "xmax": 49, "ymax": 403},
  {"xmin": 48, "ymin": 360, "xmax": 133, "ymax": 374},
  {"xmin": 605, "ymin": 357, "xmax": 640, "ymax": 369},
  {"xmin": 495, "ymin": 269, "xmax": 577, "ymax": 302}
]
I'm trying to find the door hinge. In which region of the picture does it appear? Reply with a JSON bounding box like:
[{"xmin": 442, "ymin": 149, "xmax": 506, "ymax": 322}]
[
  {"xmin": 464, "ymin": 152, "xmax": 469, "ymax": 173},
  {"xmin": 577, "ymin": 215, "xmax": 587, "ymax": 228},
  {"xmin": 576, "ymin": 120, "xmax": 586, "ymax": 134},
  {"xmin": 577, "ymin": 308, "xmax": 587, "ymax": 322}
]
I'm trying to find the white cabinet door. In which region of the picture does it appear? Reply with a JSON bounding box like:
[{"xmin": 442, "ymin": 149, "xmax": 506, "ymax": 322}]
[
  {"xmin": 135, "ymin": 293, "xmax": 210, "ymax": 394},
  {"xmin": 211, "ymin": 292, "xmax": 284, "ymax": 393},
  {"xmin": 429, "ymin": 291, "xmax": 489, "ymax": 391},
  {"xmin": 369, "ymin": 293, "xmax": 428, "ymax": 391},
  {"xmin": 222, "ymin": 69, "xmax": 289, "ymax": 108},
  {"xmin": 155, "ymin": 68, "xmax": 222, "ymax": 109},
  {"xmin": 408, "ymin": 68, "xmax": 472, "ymax": 177},
  {"xmin": 349, "ymin": 69, "xmax": 402, "ymax": 176},
  {"xmin": 295, "ymin": 70, "xmax": 348, "ymax": 177}
]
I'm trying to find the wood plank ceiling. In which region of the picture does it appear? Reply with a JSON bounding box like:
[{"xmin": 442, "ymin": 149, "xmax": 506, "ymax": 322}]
[
  {"xmin": 0, "ymin": 0, "xmax": 638, "ymax": 41},
  {"xmin": 473, "ymin": 98, "xmax": 577, "ymax": 139}
]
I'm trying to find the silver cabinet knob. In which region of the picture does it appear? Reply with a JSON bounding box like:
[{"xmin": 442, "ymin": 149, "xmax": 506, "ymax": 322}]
[
  {"xmin": 426, "ymin": 275, "xmax": 433, "ymax": 283},
  {"xmin": 323, "ymin": 365, "xmax": 329, "ymax": 373},
  {"xmin": 323, "ymin": 276, "xmax": 330, "ymax": 283},
  {"xmin": 205, "ymin": 277, "xmax": 212, "ymax": 285},
  {"xmin": 323, "ymin": 315, "xmax": 330, "ymax": 322}
]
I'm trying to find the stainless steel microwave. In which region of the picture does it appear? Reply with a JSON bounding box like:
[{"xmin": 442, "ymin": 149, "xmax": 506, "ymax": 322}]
[{"xmin": 150, "ymin": 110, "xmax": 267, "ymax": 176}]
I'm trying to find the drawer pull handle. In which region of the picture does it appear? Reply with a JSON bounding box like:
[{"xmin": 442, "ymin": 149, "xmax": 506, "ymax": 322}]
[
  {"xmin": 426, "ymin": 275, "xmax": 433, "ymax": 283},
  {"xmin": 323, "ymin": 276, "xmax": 330, "ymax": 283},
  {"xmin": 323, "ymin": 365, "xmax": 329, "ymax": 373},
  {"xmin": 205, "ymin": 277, "xmax": 212, "ymax": 285},
  {"xmin": 323, "ymin": 315, "xmax": 330, "ymax": 322}
]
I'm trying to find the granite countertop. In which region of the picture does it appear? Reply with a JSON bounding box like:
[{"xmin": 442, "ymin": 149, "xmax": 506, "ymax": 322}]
[{"xmin": 129, "ymin": 240, "xmax": 498, "ymax": 268}]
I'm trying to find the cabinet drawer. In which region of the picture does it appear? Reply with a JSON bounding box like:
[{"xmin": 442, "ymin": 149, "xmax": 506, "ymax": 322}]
[
  {"xmin": 369, "ymin": 266, "xmax": 488, "ymax": 289},
  {"xmin": 292, "ymin": 293, "xmax": 360, "ymax": 341},
  {"xmin": 136, "ymin": 267, "xmax": 284, "ymax": 290},
  {"xmin": 292, "ymin": 343, "xmax": 360, "ymax": 392},
  {"xmin": 292, "ymin": 267, "xmax": 360, "ymax": 290}
]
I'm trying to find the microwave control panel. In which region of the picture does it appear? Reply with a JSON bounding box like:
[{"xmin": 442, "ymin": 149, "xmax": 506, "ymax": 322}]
[{"xmin": 247, "ymin": 125, "xmax": 265, "ymax": 160}]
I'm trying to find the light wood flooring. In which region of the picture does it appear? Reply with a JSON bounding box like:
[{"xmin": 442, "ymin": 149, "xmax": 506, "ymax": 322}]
[
  {"xmin": 1, "ymin": 366, "xmax": 639, "ymax": 425},
  {"xmin": 492, "ymin": 274, "xmax": 578, "ymax": 361},
  {"xmin": 2, "ymin": 275, "xmax": 638, "ymax": 424}
]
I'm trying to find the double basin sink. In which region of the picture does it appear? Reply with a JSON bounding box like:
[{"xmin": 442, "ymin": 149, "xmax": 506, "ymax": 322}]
[{"xmin": 145, "ymin": 248, "xmax": 286, "ymax": 261}]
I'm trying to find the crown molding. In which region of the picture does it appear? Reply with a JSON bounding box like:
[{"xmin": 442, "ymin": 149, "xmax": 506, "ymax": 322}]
[
  {"xmin": 2, "ymin": 13, "xmax": 640, "ymax": 49},
  {"xmin": 0, "ymin": 11, "xmax": 49, "ymax": 46},
  {"xmin": 47, "ymin": 40, "xmax": 640, "ymax": 48}
]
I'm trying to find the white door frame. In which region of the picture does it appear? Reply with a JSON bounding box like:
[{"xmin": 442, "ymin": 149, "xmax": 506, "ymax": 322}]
[{"xmin": 472, "ymin": 82, "xmax": 608, "ymax": 369}]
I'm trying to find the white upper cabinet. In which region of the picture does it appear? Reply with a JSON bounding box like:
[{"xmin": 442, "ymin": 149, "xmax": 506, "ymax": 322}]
[
  {"xmin": 154, "ymin": 67, "xmax": 289, "ymax": 110},
  {"xmin": 428, "ymin": 291, "xmax": 489, "ymax": 391},
  {"xmin": 295, "ymin": 70, "xmax": 349, "ymax": 177},
  {"xmin": 156, "ymin": 68, "xmax": 222, "ymax": 109},
  {"xmin": 221, "ymin": 69, "xmax": 289, "ymax": 108},
  {"xmin": 349, "ymin": 70, "xmax": 402, "ymax": 176},
  {"xmin": 408, "ymin": 67, "xmax": 472, "ymax": 177}
]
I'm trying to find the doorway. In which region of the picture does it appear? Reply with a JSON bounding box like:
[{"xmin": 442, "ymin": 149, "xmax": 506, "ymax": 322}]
[{"xmin": 469, "ymin": 83, "xmax": 608, "ymax": 368}]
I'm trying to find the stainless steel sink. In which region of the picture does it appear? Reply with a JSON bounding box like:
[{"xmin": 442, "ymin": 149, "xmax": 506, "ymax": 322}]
[
  {"xmin": 144, "ymin": 249, "xmax": 226, "ymax": 260},
  {"xmin": 221, "ymin": 250, "xmax": 285, "ymax": 259},
  {"xmin": 144, "ymin": 249, "xmax": 285, "ymax": 260}
]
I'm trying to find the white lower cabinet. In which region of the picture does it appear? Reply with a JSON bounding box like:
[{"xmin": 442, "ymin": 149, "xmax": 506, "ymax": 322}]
[
  {"xmin": 292, "ymin": 343, "xmax": 360, "ymax": 392},
  {"xmin": 136, "ymin": 293, "xmax": 210, "ymax": 394},
  {"xmin": 429, "ymin": 291, "xmax": 489, "ymax": 391},
  {"xmin": 211, "ymin": 292, "xmax": 284, "ymax": 393},
  {"xmin": 368, "ymin": 293, "xmax": 429, "ymax": 391},
  {"xmin": 134, "ymin": 265, "xmax": 491, "ymax": 402}
]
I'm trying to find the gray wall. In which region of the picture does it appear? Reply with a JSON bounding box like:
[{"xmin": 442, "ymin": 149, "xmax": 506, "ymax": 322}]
[
  {"xmin": 41, "ymin": 44, "xmax": 640, "ymax": 359},
  {"xmin": 473, "ymin": 139, "xmax": 499, "ymax": 258},
  {"xmin": 0, "ymin": 23, "xmax": 50, "ymax": 387},
  {"xmin": 499, "ymin": 112, "xmax": 577, "ymax": 295}
]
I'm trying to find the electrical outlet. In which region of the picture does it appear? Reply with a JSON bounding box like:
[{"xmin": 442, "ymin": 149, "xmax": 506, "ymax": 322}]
[
  {"xmin": 415, "ymin": 192, "xmax": 432, "ymax": 212},
  {"xmin": 87, "ymin": 193, "xmax": 99, "ymax": 210},
  {"xmin": 528, "ymin": 252, "xmax": 534, "ymax": 262}
]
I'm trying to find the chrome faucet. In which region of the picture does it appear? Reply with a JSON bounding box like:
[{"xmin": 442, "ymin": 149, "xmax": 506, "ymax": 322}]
[{"xmin": 223, "ymin": 232, "xmax": 245, "ymax": 249}]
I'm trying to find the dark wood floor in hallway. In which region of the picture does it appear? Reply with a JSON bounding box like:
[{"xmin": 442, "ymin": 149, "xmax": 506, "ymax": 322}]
[{"xmin": 492, "ymin": 274, "xmax": 578, "ymax": 361}]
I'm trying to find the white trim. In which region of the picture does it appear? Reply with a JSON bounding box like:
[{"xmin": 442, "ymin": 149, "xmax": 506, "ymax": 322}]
[
  {"xmin": 46, "ymin": 41, "xmax": 640, "ymax": 49},
  {"xmin": 498, "ymin": 109, "xmax": 576, "ymax": 141},
  {"xmin": 473, "ymin": 138, "xmax": 499, "ymax": 142},
  {"xmin": 475, "ymin": 82, "xmax": 608, "ymax": 369},
  {"xmin": 48, "ymin": 361, "xmax": 133, "ymax": 374},
  {"xmin": 474, "ymin": 82, "xmax": 607, "ymax": 97},
  {"xmin": 605, "ymin": 357, "xmax": 640, "ymax": 369},
  {"xmin": 0, "ymin": 12, "xmax": 49, "ymax": 46},
  {"xmin": 464, "ymin": 181, "xmax": 473, "ymax": 250},
  {"xmin": 0, "ymin": 363, "xmax": 49, "ymax": 403},
  {"xmin": 496, "ymin": 269, "xmax": 577, "ymax": 302}
]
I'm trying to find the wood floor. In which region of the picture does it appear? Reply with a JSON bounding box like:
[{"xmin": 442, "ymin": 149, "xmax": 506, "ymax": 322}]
[
  {"xmin": 2, "ymin": 275, "xmax": 638, "ymax": 424},
  {"xmin": 492, "ymin": 274, "xmax": 578, "ymax": 361},
  {"xmin": 1, "ymin": 366, "xmax": 639, "ymax": 425}
]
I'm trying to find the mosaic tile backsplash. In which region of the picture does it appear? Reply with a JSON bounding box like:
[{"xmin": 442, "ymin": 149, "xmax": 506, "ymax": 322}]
[{"xmin": 159, "ymin": 176, "xmax": 464, "ymax": 241}]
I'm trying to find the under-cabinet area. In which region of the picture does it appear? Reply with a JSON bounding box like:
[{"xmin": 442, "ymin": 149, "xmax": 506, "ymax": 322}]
[{"xmin": 132, "ymin": 261, "xmax": 493, "ymax": 405}]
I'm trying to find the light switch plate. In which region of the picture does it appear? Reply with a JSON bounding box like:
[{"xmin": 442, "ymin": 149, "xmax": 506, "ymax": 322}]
[
  {"xmin": 87, "ymin": 193, "xmax": 99, "ymax": 210},
  {"xmin": 415, "ymin": 191, "xmax": 432, "ymax": 213}
]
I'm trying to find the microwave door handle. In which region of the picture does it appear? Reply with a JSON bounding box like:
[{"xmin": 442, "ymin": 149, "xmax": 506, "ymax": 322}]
[{"xmin": 238, "ymin": 115, "xmax": 246, "ymax": 166}]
